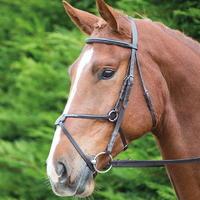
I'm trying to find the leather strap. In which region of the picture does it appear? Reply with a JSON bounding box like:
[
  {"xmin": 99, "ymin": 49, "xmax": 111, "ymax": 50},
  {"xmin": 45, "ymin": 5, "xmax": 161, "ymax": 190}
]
[
  {"xmin": 106, "ymin": 106, "xmax": 126, "ymax": 154},
  {"xmin": 86, "ymin": 38, "xmax": 137, "ymax": 50},
  {"xmin": 119, "ymin": 128, "xmax": 128, "ymax": 151},
  {"xmin": 55, "ymin": 114, "xmax": 109, "ymax": 125},
  {"xmin": 136, "ymin": 55, "xmax": 157, "ymax": 128},
  {"xmin": 59, "ymin": 122, "xmax": 96, "ymax": 172},
  {"xmin": 104, "ymin": 19, "xmax": 138, "ymax": 154},
  {"xmin": 111, "ymin": 157, "xmax": 200, "ymax": 168}
]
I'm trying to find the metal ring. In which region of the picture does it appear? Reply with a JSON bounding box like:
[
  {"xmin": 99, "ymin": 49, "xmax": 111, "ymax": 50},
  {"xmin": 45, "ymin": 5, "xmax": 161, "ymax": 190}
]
[
  {"xmin": 108, "ymin": 110, "xmax": 119, "ymax": 122},
  {"xmin": 55, "ymin": 114, "xmax": 67, "ymax": 125},
  {"xmin": 91, "ymin": 152, "xmax": 113, "ymax": 174}
]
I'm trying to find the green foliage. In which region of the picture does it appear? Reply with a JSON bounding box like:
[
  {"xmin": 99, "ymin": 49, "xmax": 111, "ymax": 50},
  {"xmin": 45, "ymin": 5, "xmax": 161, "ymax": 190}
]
[
  {"xmin": 116, "ymin": 0, "xmax": 200, "ymax": 40},
  {"xmin": 0, "ymin": 0, "xmax": 199, "ymax": 199}
]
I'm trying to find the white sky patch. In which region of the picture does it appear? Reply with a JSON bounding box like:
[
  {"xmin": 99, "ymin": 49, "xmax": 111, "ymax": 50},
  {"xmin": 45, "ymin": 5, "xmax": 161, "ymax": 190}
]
[{"xmin": 47, "ymin": 48, "xmax": 94, "ymax": 183}]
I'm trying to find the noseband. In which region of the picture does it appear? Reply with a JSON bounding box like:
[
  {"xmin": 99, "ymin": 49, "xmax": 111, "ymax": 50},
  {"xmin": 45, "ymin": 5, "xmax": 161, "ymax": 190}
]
[{"xmin": 55, "ymin": 18, "xmax": 200, "ymax": 174}]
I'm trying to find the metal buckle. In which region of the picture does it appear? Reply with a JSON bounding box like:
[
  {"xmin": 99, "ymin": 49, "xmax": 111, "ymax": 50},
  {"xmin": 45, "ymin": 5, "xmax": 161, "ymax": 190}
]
[
  {"xmin": 55, "ymin": 115, "xmax": 66, "ymax": 126},
  {"xmin": 91, "ymin": 152, "xmax": 113, "ymax": 174},
  {"xmin": 108, "ymin": 110, "xmax": 119, "ymax": 122},
  {"xmin": 126, "ymin": 75, "xmax": 134, "ymax": 86},
  {"xmin": 123, "ymin": 144, "xmax": 128, "ymax": 151}
]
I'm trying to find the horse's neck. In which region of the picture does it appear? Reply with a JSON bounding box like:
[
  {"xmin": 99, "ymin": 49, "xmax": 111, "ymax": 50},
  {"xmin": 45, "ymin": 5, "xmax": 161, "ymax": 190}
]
[
  {"xmin": 156, "ymin": 105, "xmax": 200, "ymax": 200},
  {"xmin": 150, "ymin": 23, "xmax": 200, "ymax": 150},
  {"xmin": 140, "ymin": 20, "xmax": 200, "ymax": 199}
]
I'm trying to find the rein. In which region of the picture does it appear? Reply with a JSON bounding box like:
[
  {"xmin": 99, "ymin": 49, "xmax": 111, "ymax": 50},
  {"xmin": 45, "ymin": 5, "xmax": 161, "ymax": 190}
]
[{"xmin": 55, "ymin": 18, "xmax": 200, "ymax": 174}]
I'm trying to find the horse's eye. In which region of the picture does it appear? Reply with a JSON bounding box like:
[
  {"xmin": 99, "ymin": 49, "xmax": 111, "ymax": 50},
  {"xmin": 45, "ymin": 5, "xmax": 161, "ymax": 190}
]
[{"xmin": 100, "ymin": 69, "xmax": 115, "ymax": 80}]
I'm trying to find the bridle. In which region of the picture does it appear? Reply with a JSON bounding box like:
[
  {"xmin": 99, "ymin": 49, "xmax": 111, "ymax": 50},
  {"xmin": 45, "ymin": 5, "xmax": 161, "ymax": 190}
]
[{"xmin": 55, "ymin": 18, "xmax": 200, "ymax": 174}]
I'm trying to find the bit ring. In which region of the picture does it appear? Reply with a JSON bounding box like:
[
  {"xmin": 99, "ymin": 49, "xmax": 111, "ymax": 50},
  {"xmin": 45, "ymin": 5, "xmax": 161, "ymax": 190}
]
[{"xmin": 91, "ymin": 152, "xmax": 113, "ymax": 174}]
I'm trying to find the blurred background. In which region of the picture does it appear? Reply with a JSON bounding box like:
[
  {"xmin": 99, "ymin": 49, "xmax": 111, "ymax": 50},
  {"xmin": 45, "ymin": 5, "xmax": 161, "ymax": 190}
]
[{"xmin": 0, "ymin": 0, "xmax": 199, "ymax": 199}]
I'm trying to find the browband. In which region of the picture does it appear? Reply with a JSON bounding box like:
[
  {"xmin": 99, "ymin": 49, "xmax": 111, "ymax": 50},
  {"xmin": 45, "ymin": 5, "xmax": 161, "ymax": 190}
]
[{"xmin": 86, "ymin": 38, "xmax": 138, "ymax": 50}]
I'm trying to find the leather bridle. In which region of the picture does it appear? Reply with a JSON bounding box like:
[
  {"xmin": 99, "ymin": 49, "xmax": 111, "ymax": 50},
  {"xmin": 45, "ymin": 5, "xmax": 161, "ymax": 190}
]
[{"xmin": 55, "ymin": 18, "xmax": 200, "ymax": 174}]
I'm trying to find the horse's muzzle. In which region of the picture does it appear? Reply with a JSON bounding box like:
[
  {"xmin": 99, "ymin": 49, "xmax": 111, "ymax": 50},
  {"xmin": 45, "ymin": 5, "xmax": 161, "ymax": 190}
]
[{"xmin": 49, "ymin": 161, "xmax": 94, "ymax": 197}]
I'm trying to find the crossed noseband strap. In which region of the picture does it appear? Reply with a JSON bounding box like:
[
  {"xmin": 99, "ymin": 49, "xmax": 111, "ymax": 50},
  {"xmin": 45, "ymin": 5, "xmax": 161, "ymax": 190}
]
[{"xmin": 55, "ymin": 108, "xmax": 128, "ymax": 173}]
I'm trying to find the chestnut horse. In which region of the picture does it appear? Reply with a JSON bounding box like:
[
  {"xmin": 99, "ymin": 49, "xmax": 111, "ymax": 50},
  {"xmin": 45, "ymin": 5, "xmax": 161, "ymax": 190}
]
[{"xmin": 46, "ymin": 0, "xmax": 200, "ymax": 199}]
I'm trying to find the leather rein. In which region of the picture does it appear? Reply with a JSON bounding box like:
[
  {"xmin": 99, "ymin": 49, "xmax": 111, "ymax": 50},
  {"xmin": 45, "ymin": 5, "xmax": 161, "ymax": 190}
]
[{"xmin": 55, "ymin": 18, "xmax": 200, "ymax": 174}]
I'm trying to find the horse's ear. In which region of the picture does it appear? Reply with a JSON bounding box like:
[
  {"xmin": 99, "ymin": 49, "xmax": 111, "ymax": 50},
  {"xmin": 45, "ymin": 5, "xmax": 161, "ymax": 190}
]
[
  {"xmin": 63, "ymin": 1, "xmax": 100, "ymax": 35},
  {"xmin": 96, "ymin": 0, "xmax": 119, "ymax": 32}
]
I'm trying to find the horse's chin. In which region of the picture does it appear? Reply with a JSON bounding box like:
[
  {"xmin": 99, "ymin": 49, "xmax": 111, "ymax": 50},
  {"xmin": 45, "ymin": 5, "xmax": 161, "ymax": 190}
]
[
  {"xmin": 75, "ymin": 179, "xmax": 95, "ymax": 198},
  {"xmin": 50, "ymin": 168, "xmax": 95, "ymax": 198},
  {"xmin": 52, "ymin": 181, "xmax": 95, "ymax": 198}
]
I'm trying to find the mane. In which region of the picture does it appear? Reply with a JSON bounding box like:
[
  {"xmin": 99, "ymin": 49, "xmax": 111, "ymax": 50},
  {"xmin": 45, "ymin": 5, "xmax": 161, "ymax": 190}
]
[
  {"xmin": 94, "ymin": 15, "xmax": 200, "ymax": 57},
  {"xmin": 155, "ymin": 21, "xmax": 200, "ymax": 56}
]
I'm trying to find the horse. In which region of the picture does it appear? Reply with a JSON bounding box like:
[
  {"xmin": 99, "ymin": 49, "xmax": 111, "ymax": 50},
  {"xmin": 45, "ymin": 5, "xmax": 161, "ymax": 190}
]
[{"xmin": 46, "ymin": 0, "xmax": 200, "ymax": 199}]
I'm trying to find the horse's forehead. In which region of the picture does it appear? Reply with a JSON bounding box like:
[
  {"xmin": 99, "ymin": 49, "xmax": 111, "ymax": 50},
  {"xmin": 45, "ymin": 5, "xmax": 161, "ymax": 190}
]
[
  {"xmin": 72, "ymin": 30, "xmax": 130, "ymax": 75},
  {"xmin": 78, "ymin": 48, "xmax": 94, "ymax": 68}
]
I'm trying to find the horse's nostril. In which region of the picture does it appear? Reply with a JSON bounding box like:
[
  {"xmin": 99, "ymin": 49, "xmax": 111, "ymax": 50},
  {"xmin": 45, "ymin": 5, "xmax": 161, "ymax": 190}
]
[{"xmin": 56, "ymin": 162, "xmax": 68, "ymax": 183}]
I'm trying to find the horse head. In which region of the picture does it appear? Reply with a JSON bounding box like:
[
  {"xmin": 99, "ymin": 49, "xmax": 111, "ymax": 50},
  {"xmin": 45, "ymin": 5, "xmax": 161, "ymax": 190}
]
[{"xmin": 46, "ymin": 0, "xmax": 164, "ymax": 197}]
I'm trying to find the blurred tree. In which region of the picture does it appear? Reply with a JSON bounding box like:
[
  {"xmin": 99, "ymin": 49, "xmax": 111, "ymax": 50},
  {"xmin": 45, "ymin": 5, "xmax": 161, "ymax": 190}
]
[{"xmin": 0, "ymin": 0, "xmax": 199, "ymax": 199}]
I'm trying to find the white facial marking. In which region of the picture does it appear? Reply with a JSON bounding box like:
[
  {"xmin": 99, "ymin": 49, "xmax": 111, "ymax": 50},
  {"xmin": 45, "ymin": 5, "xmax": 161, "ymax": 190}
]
[
  {"xmin": 64, "ymin": 48, "xmax": 94, "ymax": 114},
  {"xmin": 47, "ymin": 127, "xmax": 61, "ymax": 183},
  {"xmin": 47, "ymin": 48, "xmax": 94, "ymax": 183}
]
